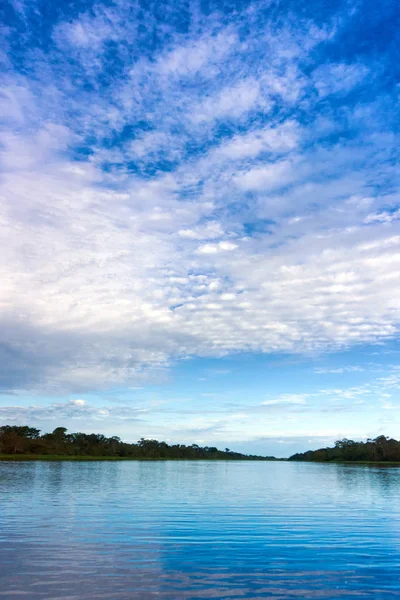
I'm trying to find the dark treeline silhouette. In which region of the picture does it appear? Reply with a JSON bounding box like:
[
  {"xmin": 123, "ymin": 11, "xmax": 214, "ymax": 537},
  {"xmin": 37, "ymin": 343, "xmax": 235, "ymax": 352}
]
[
  {"xmin": 0, "ymin": 425, "xmax": 276, "ymax": 460},
  {"xmin": 289, "ymin": 436, "xmax": 400, "ymax": 462}
]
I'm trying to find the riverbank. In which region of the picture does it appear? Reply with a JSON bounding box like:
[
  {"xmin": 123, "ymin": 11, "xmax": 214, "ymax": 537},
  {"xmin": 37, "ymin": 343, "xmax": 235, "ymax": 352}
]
[
  {"xmin": 0, "ymin": 454, "xmax": 278, "ymax": 461},
  {"xmin": 1, "ymin": 455, "xmax": 399, "ymax": 464},
  {"xmin": 322, "ymin": 460, "xmax": 400, "ymax": 465}
]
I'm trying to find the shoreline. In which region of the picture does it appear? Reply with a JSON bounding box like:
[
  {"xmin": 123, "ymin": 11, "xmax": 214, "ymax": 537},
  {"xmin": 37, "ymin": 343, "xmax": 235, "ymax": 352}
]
[
  {"xmin": 0, "ymin": 454, "xmax": 278, "ymax": 462},
  {"xmin": 1, "ymin": 455, "xmax": 400, "ymax": 464},
  {"xmin": 290, "ymin": 460, "xmax": 400, "ymax": 465}
]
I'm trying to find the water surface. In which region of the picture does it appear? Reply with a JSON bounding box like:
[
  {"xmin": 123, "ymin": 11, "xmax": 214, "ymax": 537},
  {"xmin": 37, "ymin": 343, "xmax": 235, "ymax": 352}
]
[{"xmin": 1, "ymin": 460, "xmax": 400, "ymax": 599}]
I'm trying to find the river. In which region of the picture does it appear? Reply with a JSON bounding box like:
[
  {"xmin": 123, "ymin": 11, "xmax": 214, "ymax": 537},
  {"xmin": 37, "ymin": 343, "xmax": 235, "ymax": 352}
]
[{"xmin": 1, "ymin": 460, "xmax": 399, "ymax": 599}]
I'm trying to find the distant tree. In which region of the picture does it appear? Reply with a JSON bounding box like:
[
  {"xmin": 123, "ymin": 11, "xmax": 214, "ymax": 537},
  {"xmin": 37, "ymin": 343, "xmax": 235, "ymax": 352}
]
[
  {"xmin": 0, "ymin": 425, "xmax": 41, "ymax": 439},
  {"xmin": 52, "ymin": 427, "xmax": 68, "ymax": 441},
  {"xmin": 289, "ymin": 436, "xmax": 400, "ymax": 463},
  {"xmin": 0, "ymin": 424, "xmax": 276, "ymax": 460},
  {"xmin": 0, "ymin": 426, "xmax": 42, "ymax": 454}
]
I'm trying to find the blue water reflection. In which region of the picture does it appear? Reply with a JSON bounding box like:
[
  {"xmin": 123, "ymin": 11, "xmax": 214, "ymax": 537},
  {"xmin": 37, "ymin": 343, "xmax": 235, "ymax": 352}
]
[{"xmin": 1, "ymin": 461, "xmax": 400, "ymax": 599}]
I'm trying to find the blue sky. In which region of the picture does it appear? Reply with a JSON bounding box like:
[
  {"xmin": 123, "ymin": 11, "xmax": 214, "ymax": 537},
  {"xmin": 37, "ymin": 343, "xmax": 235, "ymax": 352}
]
[{"xmin": 1, "ymin": 0, "xmax": 399, "ymax": 456}]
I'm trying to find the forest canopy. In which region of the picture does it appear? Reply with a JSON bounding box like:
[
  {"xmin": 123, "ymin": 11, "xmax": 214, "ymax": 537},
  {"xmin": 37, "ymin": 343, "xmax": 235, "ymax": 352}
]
[
  {"xmin": 0, "ymin": 425, "xmax": 275, "ymax": 460},
  {"xmin": 289, "ymin": 436, "xmax": 400, "ymax": 462}
]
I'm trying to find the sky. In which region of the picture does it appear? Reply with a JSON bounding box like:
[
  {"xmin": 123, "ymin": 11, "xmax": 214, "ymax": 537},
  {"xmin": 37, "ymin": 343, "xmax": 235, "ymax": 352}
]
[{"xmin": 0, "ymin": 0, "xmax": 399, "ymax": 457}]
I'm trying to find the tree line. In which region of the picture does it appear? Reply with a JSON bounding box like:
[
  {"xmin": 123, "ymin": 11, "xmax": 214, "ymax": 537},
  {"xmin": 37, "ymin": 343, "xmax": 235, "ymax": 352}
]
[
  {"xmin": 289, "ymin": 436, "xmax": 400, "ymax": 462},
  {"xmin": 0, "ymin": 425, "xmax": 276, "ymax": 460}
]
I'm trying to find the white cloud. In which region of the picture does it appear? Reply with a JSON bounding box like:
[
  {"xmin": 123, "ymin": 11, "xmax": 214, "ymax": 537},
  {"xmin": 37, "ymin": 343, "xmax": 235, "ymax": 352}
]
[
  {"xmin": 216, "ymin": 120, "xmax": 299, "ymax": 160},
  {"xmin": 71, "ymin": 399, "xmax": 86, "ymax": 406},
  {"xmin": 364, "ymin": 209, "xmax": 400, "ymax": 224},
  {"xmin": 191, "ymin": 78, "xmax": 261, "ymax": 123},
  {"xmin": 314, "ymin": 366, "xmax": 366, "ymax": 374},
  {"xmin": 0, "ymin": 0, "xmax": 399, "ymax": 399},
  {"xmin": 178, "ymin": 221, "xmax": 224, "ymax": 240},
  {"xmin": 261, "ymin": 394, "xmax": 308, "ymax": 406},
  {"xmin": 157, "ymin": 31, "xmax": 238, "ymax": 78},
  {"xmin": 0, "ymin": 398, "xmax": 145, "ymax": 429},
  {"xmin": 235, "ymin": 159, "xmax": 294, "ymax": 191},
  {"xmin": 196, "ymin": 241, "xmax": 238, "ymax": 254},
  {"xmin": 129, "ymin": 132, "xmax": 171, "ymax": 158},
  {"xmin": 313, "ymin": 62, "xmax": 369, "ymax": 97}
]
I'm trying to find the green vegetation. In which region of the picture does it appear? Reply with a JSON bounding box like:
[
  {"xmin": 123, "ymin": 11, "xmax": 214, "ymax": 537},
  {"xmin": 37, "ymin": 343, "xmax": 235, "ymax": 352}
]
[
  {"xmin": 3, "ymin": 427, "xmax": 399, "ymax": 463},
  {"xmin": 289, "ymin": 436, "xmax": 400, "ymax": 462},
  {"xmin": 0, "ymin": 425, "xmax": 276, "ymax": 460}
]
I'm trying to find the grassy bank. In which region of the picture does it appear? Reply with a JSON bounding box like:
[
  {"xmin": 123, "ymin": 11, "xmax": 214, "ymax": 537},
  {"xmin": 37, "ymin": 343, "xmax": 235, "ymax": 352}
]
[
  {"xmin": 290, "ymin": 459, "xmax": 400, "ymax": 465},
  {"xmin": 0, "ymin": 454, "xmax": 277, "ymax": 461},
  {"xmin": 1, "ymin": 455, "xmax": 399, "ymax": 464},
  {"xmin": 0, "ymin": 454, "xmax": 165, "ymax": 461},
  {"xmin": 329, "ymin": 460, "xmax": 400, "ymax": 465}
]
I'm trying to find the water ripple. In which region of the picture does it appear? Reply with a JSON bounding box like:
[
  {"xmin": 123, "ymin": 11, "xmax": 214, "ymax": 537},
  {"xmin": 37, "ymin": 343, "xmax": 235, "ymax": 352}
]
[{"xmin": 1, "ymin": 461, "xmax": 400, "ymax": 599}]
